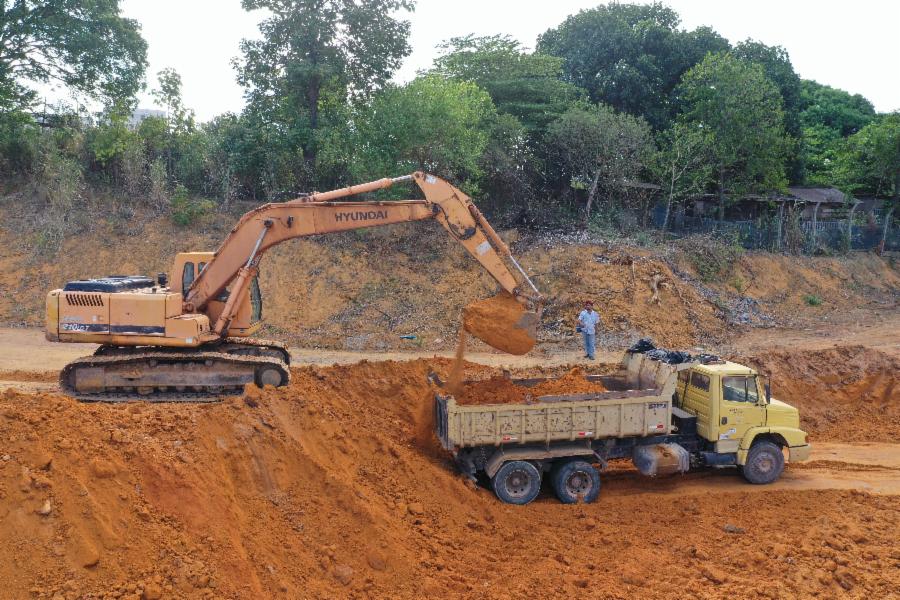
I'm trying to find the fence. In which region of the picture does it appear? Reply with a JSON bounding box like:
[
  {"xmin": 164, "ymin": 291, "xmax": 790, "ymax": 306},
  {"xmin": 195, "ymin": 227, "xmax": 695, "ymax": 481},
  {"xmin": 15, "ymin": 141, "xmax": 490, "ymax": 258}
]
[{"xmin": 668, "ymin": 214, "xmax": 898, "ymax": 253}]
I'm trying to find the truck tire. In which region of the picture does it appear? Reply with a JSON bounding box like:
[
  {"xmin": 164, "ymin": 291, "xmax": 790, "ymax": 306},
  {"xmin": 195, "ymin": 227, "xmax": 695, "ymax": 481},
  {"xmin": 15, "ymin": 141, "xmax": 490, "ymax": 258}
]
[
  {"xmin": 551, "ymin": 460, "xmax": 601, "ymax": 504},
  {"xmin": 741, "ymin": 441, "xmax": 785, "ymax": 484},
  {"xmin": 491, "ymin": 461, "xmax": 542, "ymax": 505}
]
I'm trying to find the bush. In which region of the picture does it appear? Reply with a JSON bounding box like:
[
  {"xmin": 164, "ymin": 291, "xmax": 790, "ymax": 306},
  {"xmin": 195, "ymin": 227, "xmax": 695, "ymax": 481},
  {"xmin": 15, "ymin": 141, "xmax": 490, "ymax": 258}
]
[
  {"xmin": 170, "ymin": 184, "xmax": 214, "ymax": 226},
  {"xmin": 803, "ymin": 294, "xmax": 823, "ymax": 306},
  {"xmin": 0, "ymin": 111, "xmax": 39, "ymax": 176},
  {"xmin": 32, "ymin": 136, "xmax": 85, "ymax": 248},
  {"xmin": 677, "ymin": 234, "xmax": 744, "ymax": 283},
  {"xmin": 148, "ymin": 158, "xmax": 169, "ymax": 210}
]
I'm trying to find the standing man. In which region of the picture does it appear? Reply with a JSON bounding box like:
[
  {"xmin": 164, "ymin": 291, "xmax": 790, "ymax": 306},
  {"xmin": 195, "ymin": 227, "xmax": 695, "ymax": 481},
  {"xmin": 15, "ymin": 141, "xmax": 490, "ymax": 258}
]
[{"xmin": 577, "ymin": 301, "xmax": 601, "ymax": 360}]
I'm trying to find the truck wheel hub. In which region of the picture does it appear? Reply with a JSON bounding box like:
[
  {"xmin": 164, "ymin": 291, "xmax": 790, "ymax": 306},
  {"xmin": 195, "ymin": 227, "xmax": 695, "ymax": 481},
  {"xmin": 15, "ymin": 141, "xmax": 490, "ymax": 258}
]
[
  {"xmin": 505, "ymin": 470, "xmax": 531, "ymax": 496},
  {"xmin": 566, "ymin": 472, "xmax": 591, "ymax": 494}
]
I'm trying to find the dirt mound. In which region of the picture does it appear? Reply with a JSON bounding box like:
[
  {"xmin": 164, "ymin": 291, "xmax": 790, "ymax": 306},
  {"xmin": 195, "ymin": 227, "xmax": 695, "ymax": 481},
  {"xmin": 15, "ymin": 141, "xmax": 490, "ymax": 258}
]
[
  {"xmin": 744, "ymin": 345, "xmax": 899, "ymax": 442},
  {"xmin": 462, "ymin": 293, "xmax": 538, "ymax": 355},
  {"xmin": 0, "ymin": 360, "xmax": 898, "ymax": 598},
  {"xmin": 457, "ymin": 367, "xmax": 608, "ymax": 405}
]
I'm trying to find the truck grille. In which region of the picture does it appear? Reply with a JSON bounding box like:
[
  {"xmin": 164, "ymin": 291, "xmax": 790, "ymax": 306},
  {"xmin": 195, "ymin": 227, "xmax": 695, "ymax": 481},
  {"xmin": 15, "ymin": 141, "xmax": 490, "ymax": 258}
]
[{"xmin": 65, "ymin": 294, "xmax": 105, "ymax": 307}]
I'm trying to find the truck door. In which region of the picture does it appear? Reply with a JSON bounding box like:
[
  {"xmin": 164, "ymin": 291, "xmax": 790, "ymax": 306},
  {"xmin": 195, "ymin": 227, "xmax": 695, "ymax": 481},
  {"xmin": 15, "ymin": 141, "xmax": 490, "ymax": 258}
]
[
  {"xmin": 680, "ymin": 370, "xmax": 716, "ymax": 441},
  {"xmin": 717, "ymin": 375, "xmax": 766, "ymax": 453}
]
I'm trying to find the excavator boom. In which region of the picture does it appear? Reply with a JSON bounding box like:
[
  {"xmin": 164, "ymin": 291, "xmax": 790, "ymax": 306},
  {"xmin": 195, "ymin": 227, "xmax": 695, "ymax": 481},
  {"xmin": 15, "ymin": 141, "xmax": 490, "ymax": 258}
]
[{"xmin": 185, "ymin": 172, "xmax": 540, "ymax": 324}]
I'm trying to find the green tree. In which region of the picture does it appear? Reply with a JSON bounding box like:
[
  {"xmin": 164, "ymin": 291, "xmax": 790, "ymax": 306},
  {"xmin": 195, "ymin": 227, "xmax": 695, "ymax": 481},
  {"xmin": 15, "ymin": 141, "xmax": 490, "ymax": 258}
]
[
  {"xmin": 148, "ymin": 68, "xmax": 201, "ymax": 190},
  {"xmin": 537, "ymin": 2, "xmax": 729, "ymax": 129},
  {"xmin": 798, "ymin": 80, "xmax": 876, "ymax": 187},
  {"xmin": 732, "ymin": 39, "xmax": 803, "ymax": 181},
  {"xmin": 545, "ymin": 104, "xmax": 656, "ymax": 225},
  {"xmin": 800, "ymin": 80, "xmax": 876, "ymax": 136},
  {"xmin": 432, "ymin": 35, "xmax": 585, "ymax": 135},
  {"xmin": 235, "ymin": 0, "xmax": 415, "ymax": 188},
  {"xmin": 652, "ymin": 122, "xmax": 713, "ymax": 229},
  {"xmin": 801, "ymin": 124, "xmax": 842, "ymax": 185},
  {"xmin": 0, "ymin": 0, "xmax": 147, "ymax": 109},
  {"xmin": 676, "ymin": 52, "xmax": 789, "ymax": 219},
  {"xmin": 344, "ymin": 75, "xmax": 496, "ymax": 191},
  {"xmin": 152, "ymin": 68, "xmax": 194, "ymax": 130},
  {"xmin": 477, "ymin": 112, "xmax": 538, "ymax": 220},
  {"xmin": 837, "ymin": 113, "xmax": 899, "ymax": 252}
]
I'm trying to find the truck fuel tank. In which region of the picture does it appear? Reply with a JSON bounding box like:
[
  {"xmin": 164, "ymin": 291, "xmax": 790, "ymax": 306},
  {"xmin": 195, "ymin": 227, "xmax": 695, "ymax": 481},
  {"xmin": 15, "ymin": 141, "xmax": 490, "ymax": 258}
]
[{"xmin": 634, "ymin": 443, "xmax": 690, "ymax": 477}]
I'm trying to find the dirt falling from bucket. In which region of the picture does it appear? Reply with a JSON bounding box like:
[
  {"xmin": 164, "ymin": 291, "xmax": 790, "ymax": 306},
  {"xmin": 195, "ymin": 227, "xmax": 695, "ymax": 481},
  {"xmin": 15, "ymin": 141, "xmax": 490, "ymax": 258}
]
[
  {"xmin": 447, "ymin": 329, "xmax": 467, "ymax": 396},
  {"xmin": 462, "ymin": 292, "xmax": 537, "ymax": 355},
  {"xmin": 416, "ymin": 329, "xmax": 467, "ymax": 451}
]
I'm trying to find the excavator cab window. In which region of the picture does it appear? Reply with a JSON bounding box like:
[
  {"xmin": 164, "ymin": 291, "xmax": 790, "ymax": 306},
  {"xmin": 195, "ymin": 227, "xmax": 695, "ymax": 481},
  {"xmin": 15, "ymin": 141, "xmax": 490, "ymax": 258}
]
[
  {"xmin": 250, "ymin": 276, "xmax": 262, "ymax": 323},
  {"xmin": 181, "ymin": 262, "xmax": 195, "ymax": 298}
]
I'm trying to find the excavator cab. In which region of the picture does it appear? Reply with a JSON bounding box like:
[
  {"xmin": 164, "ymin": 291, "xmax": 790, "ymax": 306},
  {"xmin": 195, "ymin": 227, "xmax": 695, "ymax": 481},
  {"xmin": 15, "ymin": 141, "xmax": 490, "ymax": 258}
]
[{"xmin": 170, "ymin": 252, "xmax": 263, "ymax": 338}]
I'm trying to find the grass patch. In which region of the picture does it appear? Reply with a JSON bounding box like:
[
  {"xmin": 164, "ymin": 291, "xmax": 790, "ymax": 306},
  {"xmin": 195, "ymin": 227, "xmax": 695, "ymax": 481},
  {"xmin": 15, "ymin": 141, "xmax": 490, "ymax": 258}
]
[{"xmin": 803, "ymin": 294, "xmax": 823, "ymax": 306}]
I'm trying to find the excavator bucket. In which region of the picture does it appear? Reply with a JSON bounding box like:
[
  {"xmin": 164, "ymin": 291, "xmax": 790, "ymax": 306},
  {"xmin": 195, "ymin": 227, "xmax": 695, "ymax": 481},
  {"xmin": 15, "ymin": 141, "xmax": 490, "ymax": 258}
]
[{"xmin": 462, "ymin": 293, "xmax": 539, "ymax": 355}]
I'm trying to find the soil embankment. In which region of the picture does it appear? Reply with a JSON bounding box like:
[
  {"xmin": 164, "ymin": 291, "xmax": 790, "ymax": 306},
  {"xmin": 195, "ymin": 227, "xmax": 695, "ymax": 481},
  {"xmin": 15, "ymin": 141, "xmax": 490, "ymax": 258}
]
[
  {"xmin": 1, "ymin": 203, "xmax": 896, "ymax": 353},
  {"xmin": 746, "ymin": 345, "xmax": 899, "ymax": 442}
]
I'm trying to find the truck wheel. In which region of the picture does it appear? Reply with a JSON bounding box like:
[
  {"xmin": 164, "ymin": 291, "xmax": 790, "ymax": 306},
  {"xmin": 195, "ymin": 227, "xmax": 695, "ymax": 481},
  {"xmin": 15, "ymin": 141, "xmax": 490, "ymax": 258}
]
[
  {"xmin": 741, "ymin": 441, "xmax": 785, "ymax": 485},
  {"xmin": 551, "ymin": 460, "xmax": 601, "ymax": 504},
  {"xmin": 492, "ymin": 461, "xmax": 542, "ymax": 505}
]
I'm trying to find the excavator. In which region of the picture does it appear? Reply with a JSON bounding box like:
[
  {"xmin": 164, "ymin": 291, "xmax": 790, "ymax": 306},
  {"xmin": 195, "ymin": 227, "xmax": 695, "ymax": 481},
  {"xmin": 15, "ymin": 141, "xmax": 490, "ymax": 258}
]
[{"xmin": 45, "ymin": 172, "xmax": 543, "ymax": 398}]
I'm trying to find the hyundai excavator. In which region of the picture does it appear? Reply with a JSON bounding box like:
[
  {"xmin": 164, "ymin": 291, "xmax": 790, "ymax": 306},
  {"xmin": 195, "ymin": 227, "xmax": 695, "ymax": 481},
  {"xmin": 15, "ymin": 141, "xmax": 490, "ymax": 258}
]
[{"xmin": 45, "ymin": 172, "xmax": 542, "ymax": 398}]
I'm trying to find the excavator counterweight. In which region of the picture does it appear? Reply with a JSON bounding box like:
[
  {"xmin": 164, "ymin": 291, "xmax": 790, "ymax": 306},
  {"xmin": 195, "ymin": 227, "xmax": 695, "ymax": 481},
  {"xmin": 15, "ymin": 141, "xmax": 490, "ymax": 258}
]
[{"xmin": 45, "ymin": 173, "xmax": 543, "ymax": 399}]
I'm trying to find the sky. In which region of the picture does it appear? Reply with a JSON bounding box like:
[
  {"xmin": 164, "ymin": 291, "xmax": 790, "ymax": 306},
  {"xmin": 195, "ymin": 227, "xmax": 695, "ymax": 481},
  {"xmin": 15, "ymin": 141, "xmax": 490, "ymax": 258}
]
[{"xmin": 108, "ymin": 0, "xmax": 898, "ymax": 121}]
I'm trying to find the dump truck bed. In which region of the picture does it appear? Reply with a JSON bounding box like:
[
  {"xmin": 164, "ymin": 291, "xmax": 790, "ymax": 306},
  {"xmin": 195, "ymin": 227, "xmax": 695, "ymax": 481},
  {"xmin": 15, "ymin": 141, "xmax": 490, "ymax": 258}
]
[{"xmin": 435, "ymin": 353, "xmax": 691, "ymax": 450}]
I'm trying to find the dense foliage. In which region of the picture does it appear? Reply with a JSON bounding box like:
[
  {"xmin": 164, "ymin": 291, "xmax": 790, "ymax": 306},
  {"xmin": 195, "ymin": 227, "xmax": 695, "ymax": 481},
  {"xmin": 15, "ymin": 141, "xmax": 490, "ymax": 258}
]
[
  {"xmin": 0, "ymin": 0, "xmax": 147, "ymax": 110},
  {"xmin": 0, "ymin": 1, "xmax": 895, "ymax": 240}
]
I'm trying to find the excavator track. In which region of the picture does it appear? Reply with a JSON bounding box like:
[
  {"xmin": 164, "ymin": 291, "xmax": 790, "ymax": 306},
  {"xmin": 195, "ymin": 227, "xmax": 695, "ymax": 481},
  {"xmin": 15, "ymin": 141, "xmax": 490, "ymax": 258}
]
[
  {"xmin": 93, "ymin": 337, "xmax": 291, "ymax": 365},
  {"xmin": 61, "ymin": 350, "xmax": 290, "ymax": 402}
]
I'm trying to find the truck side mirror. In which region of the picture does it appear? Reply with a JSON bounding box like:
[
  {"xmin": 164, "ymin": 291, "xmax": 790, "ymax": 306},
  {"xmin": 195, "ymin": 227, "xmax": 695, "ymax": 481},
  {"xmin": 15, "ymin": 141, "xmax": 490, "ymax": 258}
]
[{"xmin": 765, "ymin": 381, "xmax": 771, "ymax": 404}]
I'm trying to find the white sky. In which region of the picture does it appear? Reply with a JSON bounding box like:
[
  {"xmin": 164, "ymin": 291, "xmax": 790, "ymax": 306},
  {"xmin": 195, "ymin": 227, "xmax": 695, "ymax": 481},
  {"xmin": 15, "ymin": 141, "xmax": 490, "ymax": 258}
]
[{"xmin": 105, "ymin": 0, "xmax": 900, "ymax": 120}]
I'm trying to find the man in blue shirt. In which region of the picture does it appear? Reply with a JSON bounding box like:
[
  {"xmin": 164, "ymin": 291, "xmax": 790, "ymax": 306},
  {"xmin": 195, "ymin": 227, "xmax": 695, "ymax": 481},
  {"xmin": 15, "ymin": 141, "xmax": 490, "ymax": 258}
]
[{"xmin": 577, "ymin": 301, "xmax": 601, "ymax": 360}]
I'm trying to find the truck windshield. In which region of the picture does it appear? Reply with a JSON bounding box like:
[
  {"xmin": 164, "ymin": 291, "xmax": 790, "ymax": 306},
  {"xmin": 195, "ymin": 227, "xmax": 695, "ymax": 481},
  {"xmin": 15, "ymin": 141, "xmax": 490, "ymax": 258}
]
[{"xmin": 722, "ymin": 376, "xmax": 759, "ymax": 403}]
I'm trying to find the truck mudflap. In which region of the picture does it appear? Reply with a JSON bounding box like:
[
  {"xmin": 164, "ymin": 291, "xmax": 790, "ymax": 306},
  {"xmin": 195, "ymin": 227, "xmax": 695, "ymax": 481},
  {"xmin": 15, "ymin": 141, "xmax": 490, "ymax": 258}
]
[
  {"xmin": 788, "ymin": 444, "xmax": 811, "ymax": 462},
  {"xmin": 633, "ymin": 443, "xmax": 690, "ymax": 477}
]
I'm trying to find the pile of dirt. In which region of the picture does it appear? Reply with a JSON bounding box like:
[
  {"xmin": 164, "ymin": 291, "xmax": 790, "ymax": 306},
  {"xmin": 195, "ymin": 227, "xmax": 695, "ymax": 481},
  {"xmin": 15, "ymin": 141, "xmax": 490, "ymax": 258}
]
[
  {"xmin": 744, "ymin": 345, "xmax": 899, "ymax": 442},
  {"xmin": 462, "ymin": 293, "xmax": 538, "ymax": 355},
  {"xmin": 456, "ymin": 367, "xmax": 608, "ymax": 406},
  {"xmin": 0, "ymin": 359, "xmax": 898, "ymax": 598}
]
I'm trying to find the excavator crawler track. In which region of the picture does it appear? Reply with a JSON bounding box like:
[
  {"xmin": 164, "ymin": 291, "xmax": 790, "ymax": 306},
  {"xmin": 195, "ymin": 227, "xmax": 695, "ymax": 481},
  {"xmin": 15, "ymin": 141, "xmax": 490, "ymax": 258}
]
[
  {"xmin": 61, "ymin": 350, "xmax": 290, "ymax": 402},
  {"xmin": 94, "ymin": 337, "xmax": 291, "ymax": 365}
]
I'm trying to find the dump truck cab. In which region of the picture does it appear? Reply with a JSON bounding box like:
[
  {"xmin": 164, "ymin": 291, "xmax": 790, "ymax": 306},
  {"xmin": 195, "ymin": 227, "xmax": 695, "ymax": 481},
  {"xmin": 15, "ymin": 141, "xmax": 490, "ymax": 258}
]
[{"xmin": 675, "ymin": 360, "xmax": 810, "ymax": 471}]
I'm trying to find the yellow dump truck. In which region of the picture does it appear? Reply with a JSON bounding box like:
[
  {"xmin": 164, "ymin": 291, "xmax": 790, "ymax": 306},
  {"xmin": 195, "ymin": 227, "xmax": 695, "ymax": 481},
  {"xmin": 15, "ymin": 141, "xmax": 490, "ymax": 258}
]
[{"xmin": 434, "ymin": 351, "xmax": 810, "ymax": 505}]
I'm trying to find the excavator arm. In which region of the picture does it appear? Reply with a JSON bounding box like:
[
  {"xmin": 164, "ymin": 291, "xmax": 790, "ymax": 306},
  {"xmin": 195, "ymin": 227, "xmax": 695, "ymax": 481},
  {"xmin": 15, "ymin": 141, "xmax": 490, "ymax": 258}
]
[{"xmin": 184, "ymin": 172, "xmax": 542, "ymax": 338}]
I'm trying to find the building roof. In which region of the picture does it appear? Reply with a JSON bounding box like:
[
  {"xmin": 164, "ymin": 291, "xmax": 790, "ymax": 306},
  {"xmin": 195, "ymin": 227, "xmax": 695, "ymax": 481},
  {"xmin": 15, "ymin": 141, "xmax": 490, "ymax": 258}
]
[{"xmin": 786, "ymin": 187, "xmax": 849, "ymax": 205}]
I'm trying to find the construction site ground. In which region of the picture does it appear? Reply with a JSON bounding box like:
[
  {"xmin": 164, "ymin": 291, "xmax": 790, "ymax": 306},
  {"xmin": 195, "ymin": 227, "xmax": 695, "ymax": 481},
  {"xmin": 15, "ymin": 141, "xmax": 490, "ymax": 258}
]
[
  {"xmin": 1, "ymin": 207, "xmax": 898, "ymax": 598},
  {"xmin": 0, "ymin": 313, "xmax": 897, "ymax": 599}
]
